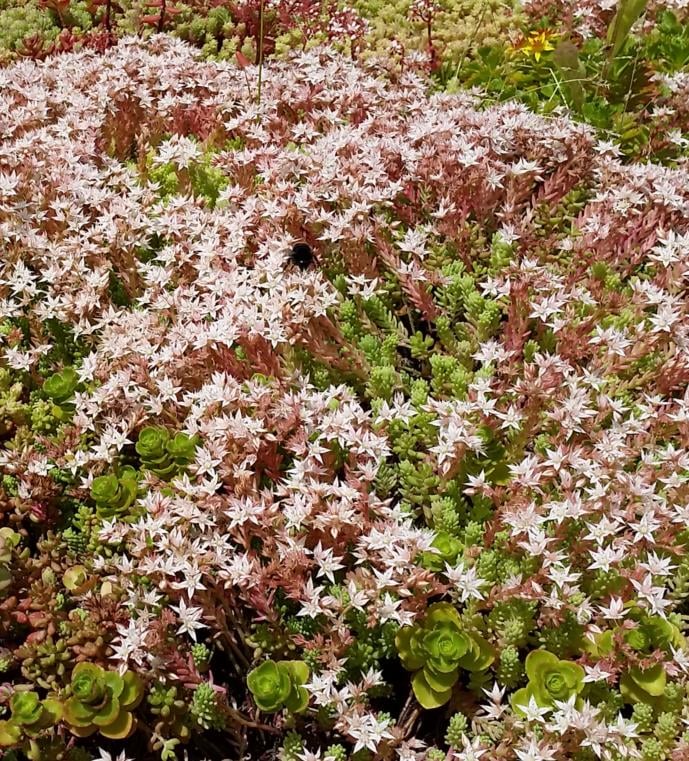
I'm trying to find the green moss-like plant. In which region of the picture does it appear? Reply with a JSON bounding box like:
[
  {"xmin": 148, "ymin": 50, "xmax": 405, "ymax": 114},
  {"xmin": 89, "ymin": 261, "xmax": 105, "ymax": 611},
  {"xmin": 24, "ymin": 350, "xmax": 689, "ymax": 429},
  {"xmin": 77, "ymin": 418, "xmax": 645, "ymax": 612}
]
[
  {"xmin": 396, "ymin": 602, "xmax": 495, "ymax": 709},
  {"xmin": 510, "ymin": 650, "xmax": 585, "ymax": 715},
  {"xmin": 247, "ymin": 659, "xmax": 310, "ymax": 713},
  {"xmin": 62, "ymin": 663, "xmax": 143, "ymax": 739}
]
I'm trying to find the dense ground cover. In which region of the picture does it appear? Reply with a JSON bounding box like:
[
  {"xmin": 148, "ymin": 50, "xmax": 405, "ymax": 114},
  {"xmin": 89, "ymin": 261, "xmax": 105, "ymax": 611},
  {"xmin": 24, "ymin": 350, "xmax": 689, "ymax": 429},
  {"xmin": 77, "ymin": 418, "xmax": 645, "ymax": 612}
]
[
  {"xmin": 1, "ymin": 0, "xmax": 688, "ymax": 167},
  {"xmin": 2, "ymin": 3, "xmax": 689, "ymax": 761},
  {"xmin": 0, "ymin": 0, "xmax": 514, "ymax": 65}
]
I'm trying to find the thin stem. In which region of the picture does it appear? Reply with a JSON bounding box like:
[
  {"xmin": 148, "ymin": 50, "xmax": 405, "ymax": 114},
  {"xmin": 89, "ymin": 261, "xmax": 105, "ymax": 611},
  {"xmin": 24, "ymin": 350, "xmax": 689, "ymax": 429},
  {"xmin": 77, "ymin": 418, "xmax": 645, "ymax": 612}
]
[
  {"xmin": 452, "ymin": 3, "xmax": 488, "ymax": 82},
  {"xmin": 157, "ymin": 0, "xmax": 166, "ymax": 33},
  {"xmin": 257, "ymin": 0, "xmax": 265, "ymax": 106},
  {"xmin": 227, "ymin": 707, "xmax": 281, "ymax": 734}
]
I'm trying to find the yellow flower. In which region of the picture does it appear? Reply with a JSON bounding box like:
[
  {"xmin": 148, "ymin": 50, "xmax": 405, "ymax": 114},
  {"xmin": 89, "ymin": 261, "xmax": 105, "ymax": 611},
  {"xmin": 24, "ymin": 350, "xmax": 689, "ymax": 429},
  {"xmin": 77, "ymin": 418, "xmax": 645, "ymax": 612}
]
[{"xmin": 518, "ymin": 29, "xmax": 557, "ymax": 62}]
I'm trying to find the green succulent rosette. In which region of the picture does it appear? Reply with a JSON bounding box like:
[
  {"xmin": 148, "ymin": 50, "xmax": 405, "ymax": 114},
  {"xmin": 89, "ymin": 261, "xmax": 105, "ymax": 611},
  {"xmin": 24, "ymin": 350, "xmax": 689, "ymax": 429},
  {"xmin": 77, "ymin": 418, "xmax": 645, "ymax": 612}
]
[
  {"xmin": 510, "ymin": 650, "xmax": 585, "ymax": 715},
  {"xmin": 167, "ymin": 431, "xmax": 200, "ymax": 465},
  {"xmin": 43, "ymin": 367, "xmax": 79, "ymax": 405},
  {"xmin": 135, "ymin": 426, "xmax": 199, "ymax": 480},
  {"xmin": 583, "ymin": 613, "xmax": 683, "ymax": 707},
  {"xmin": 247, "ymin": 659, "xmax": 310, "ymax": 713},
  {"xmin": 136, "ymin": 426, "xmax": 171, "ymax": 469},
  {"xmin": 616, "ymin": 613, "xmax": 685, "ymax": 705},
  {"xmin": 63, "ymin": 663, "xmax": 143, "ymax": 739},
  {"xmin": 420, "ymin": 531, "xmax": 463, "ymax": 572},
  {"xmin": 90, "ymin": 466, "xmax": 139, "ymax": 520},
  {"xmin": 0, "ymin": 691, "xmax": 62, "ymax": 746},
  {"xmin": 396, "ymin": 603, "xmax": 495, "ymax": 709},
  {"xmin": 11, "ymin": 692, "xmax": 44, "ymax": 727}
]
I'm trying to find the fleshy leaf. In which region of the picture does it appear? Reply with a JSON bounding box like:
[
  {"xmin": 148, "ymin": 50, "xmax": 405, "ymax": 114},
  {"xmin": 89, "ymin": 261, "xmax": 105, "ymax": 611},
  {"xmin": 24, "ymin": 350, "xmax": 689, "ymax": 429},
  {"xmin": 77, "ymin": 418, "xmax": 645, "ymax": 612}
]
[
  {"xmin": 280, "ymin": 660, "xmax": 310, "ymax": 687},
  {"xmin": 396, "ymin": 626, "xmax": 425, "ymax": 672},
  {"xmin": 284, "ymin": 685, "xmax": 309, "ymax": 713},
  {"xmin": 411, "ymin": 669, "xmax": 452, "ymax": 709},
  {"xmin": 120, "ymin": 672, "xmax": 144, "ymax": 711},
  {"xmin": 629, "ymin": 664, "xmax": 666, "ymax": 697},
  {"xmin": 99, "ymin": 710, "xmax": 135, "ymax": 740},
  {"xmin": 0, "ymin": 720, "xmax": 21, "ymax": 747},
  {"xmin": 525, "ymin": 649, "xmax": 559, "ymax": 682},
  {"xmin": 456, "ymin": 632, "xmax": 496, "ymax": 672},
  {"xmin": 422, "ymin": 664, "xmax": 459, "ymax": 692}
]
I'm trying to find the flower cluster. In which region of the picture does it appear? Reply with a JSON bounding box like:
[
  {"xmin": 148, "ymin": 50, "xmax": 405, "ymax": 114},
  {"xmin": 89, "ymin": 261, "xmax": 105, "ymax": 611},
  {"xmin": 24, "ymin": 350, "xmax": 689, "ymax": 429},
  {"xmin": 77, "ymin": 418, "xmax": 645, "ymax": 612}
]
[{"xmin": 1, "ymin": 31, "xmax": 689, "ymax": 761}]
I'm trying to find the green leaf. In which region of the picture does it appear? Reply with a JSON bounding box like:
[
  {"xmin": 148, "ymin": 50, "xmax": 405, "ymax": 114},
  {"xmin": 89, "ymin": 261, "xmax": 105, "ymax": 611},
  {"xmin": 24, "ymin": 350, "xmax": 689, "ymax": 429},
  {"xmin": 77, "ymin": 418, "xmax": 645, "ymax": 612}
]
[
  {"xmin": 396, "ymin": 626, "xmax": 425, "ymax": 672},
  {"xmin": 424, "ymin": 602, "xmax": 463, "ymax": 630},
  {"xmin": 422, "ymin": 664, "xmax": 459, "ymax": 692},
  {"xmin": 619, "ymin": 670, "xmax": 663, "ymax": 706},
  {"xmin": 136, "ymin": 427, "xmax": 171, "ymax": 466},
  {"xmin": 102, "ymin": 671, "xmax": 125, "ymax": 701},
  {"xmin": 247, "ymin": 660, "xmax": 292, "ymax": 712},
  {"xmin": 280, "ymin": 660, "xmax": 310, "ymax": 687},
  {"xmin": 423, "ymin": 624, "xmax": 470, "ymax": 671},
  {"xmin": 456, "ymin": 632, "xmax": 496, "ymax": 672},
  {"xmin": 607, "ymin": 0, "xmax": 648, "ymax": 60},
  {"xmin": 71, "ymin": 663, "xmax": 106, "ymax": 703},
  {"xmin": 509, "ymin": 686, "xmax": 534, "ymax": 717},
  {"xmin": 411, "ymin": 669, "xmax": 452, "ymax": 709},
  {"xmin": 63, "ymin": 565, "xmax": 88, "ymax": 592},
  {"xmin": 167, "ymin": 432, "xmax": 199, "ymax": 463},
  {"xmin": 43, "ymin": 367, "xmax": 79, "ymax": 403},
  {"xmin": 525, "ymin": 649, "xmax": 559, "ymax": 682},
  {"xmin": 120, "ymin": 672, "xmax": 144, "ymax": 711},
  {"xmin": 98, "ymin": 710, "xmax": 135, "ymax": 740},
  {"xmin": 629, "ymin": 664, "xmax": 666, "ymax": 697},
  {"xmin": 10, "ymin": 691, "xmax": 43, "ymax": 726},
  {"xmin": 284, "ymin": 686, "xmax": 309, "ymax": 713},
  {"xmin": 63, "ymin": 697, "xmax": 96, "ymax": 727},
  {"xmin": 90, "ymin": 475, "xmax": 121, "ymax": 506},
  {"xmin": 91, "ymin": 695, "xmax": 121, "ymax": 728},
  {"xmin": 0, "ymin": 720, "xmax": 21, "ymax": 747},
  {"xmin": 40, "ymin": 698, "xmax": 63, "ymax": 726}
]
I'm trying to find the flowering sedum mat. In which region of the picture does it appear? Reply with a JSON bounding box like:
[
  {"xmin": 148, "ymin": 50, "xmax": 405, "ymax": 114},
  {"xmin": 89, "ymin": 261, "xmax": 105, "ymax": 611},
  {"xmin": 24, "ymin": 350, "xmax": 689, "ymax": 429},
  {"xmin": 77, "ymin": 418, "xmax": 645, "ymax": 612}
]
[{"xmin": 1, "ymin": 31, "xmax": 689, "ymax": 761}]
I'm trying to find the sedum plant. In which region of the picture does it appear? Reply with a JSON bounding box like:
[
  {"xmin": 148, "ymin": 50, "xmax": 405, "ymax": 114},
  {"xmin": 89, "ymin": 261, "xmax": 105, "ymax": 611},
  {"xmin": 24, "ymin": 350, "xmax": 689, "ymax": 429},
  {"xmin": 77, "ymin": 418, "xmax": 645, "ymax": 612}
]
[
  {"xmin": 247, "ymin": 659, "xmax": 310, "ymax": 713},
  {"xmin": 135, "ymin": 426, "xmax": 199, "ymax": 480},
  {"xmin": 2, "ymin": 29, "xmax": 689, "ymax": 761},
  {"xmin": 396, "ymin": 603, "xmax": 495, "ymax": 708},
  {"xmin": 90, "ymin": 467, "xmax": 139, "ymax": 520},
  {"xmin": 42, "ymin": 366, "xmax": 80, "ymax": 421},
  {"xmin": 510, "ymin": 650, "xmax": 585, "ymax": 715},
  {"xmin": 62, "ymin": 663, "xmax": 143, "ymax": 739},
  {"xmin": 0, "ymin": 691, "xmax": 61, "ymax": 747}
]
